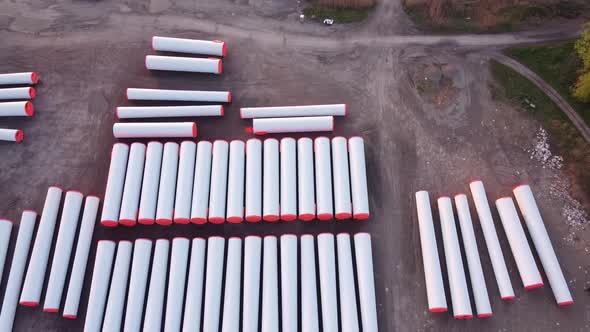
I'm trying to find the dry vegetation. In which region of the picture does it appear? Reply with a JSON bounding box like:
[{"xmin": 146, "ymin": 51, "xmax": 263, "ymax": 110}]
[
  {"xmin": 404, "ymin": 0, "xmax": 588, "ymax": 32},
  {"xmin": 313, "ymin": 0, "xmax": 376, "ymax": 9}
]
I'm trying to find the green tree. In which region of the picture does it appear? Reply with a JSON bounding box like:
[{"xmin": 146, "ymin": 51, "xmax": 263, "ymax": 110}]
[{"xmin": 574, "ymin": 23, "xmax": 590, "ymax": 102}]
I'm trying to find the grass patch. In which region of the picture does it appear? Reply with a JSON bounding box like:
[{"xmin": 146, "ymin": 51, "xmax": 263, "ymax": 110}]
[
  {"xmin": 303, "ymin": 5, "xmax": 371, "ymax": 23},
  {"xmin": 499, "ymin": 4, "xmax": 552, "ymax": 22},
  {"xmin": 490, "ymin": 60, "xmax": 590, "ymax": 198},
  {"xmin": 403, "ymin": 1, "xmax": 589, "ymax": 34},
  {"xmin": 507, "ymin": 41, "xmax": 590, "ymax": 126}
]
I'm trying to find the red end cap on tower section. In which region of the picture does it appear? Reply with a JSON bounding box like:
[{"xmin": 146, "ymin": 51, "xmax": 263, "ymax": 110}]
[
  {"xmin": 29, "ymin": 87, "xmax": 36, "ymax": 99},
  {"xmin": 227, "ymin": 216, "xmax": 243, "ymax": 223},
  {"xmin": 119, "ymin": 219, "xmax": 136, "ymax": 227},
  {"xmin": 20, "ymin": 301, "xmax": 39, "ymax": 307},
  {"xmin": 25, "ymin": 101, "xmax": 34, "ymax": 117},
  {"xmin": 31, "ymin": 72, "xmax": 39, "ymax": 84},
  {"xmin": 138, "ymin": 218, "xmax": 155, "ymax": 225},
  {"xmin": 263, "ymin": 215, "xmax": 279, "ymax": 222},
  {"xmin": 335, "ymin": 212, "xmax": 352, "ymax": 220},
  {"xmin": 209, "ymin": 217, "xmax": 225, "ymax": 224},
  {"xmin": 281, "ymin": 214, "xmax": 297, "ymax": 222},
  {"xmin": 298, "ymin": 213, "xmax": 315, "ymax": 221},
  {"xmin": 174, "ymin": 218, "xmax": 190, "ymax": 224},
  {"xmin": 191, "ymin": 217, "xmax": 208, "ymax": 225},
  {"xmin": 155, "ymin": 218, "xmax": 172, "ymax": 226},
  {"xmin": 101, "ymin": 220, "xmax": 118, "ymax": 227},
  {"xmin": 14, "ymin": 130, "xmax": 24, "ymax": 143},
  {"xmin": 245, "ymin": 215, "xmax": 261, "ymax": 222},
  {"xmin": 525, "ymin": 283, "xmax": 544, "ymax": 290}
]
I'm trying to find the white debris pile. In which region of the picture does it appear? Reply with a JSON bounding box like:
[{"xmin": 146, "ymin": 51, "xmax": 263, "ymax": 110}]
[
  {"xmin": 528, "ymin": 127, "xmax": 589, "ymax": 245},
  {"xmin": 527, "ymin": 127, "xmax": 563, "ymax": 170}
]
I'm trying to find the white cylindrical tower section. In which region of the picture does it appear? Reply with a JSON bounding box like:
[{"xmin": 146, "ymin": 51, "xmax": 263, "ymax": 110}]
[
  {"xmin": 174, "ymin": 141, "xmax": 196, "ymax": 224},
  {"xmin": 83, "ymin": 240, "xmax": 116, "ymax": 332},
  {"xmin": 102, "ymin": 241, "xmax": 133, "ymax": 332},
  {"xmin": 116, "ymin": 105, "xmax": 224, "ymax": 119},
  {"xmin": 20, "ymin": 186, "xmax": 63, "ymax": 306},
  {"xmin": 156, "ymin": 142, "xmax": 179, "ymax": 225},
  {"xmin": 123, "ymin": 239, "xmax": 153, "ymax": 332},
  {"xmin": 280, "ymin": 138, "xmax": 297, "ymax": 221},
  {"xmin": 263, "ymin": 139, "xmax": 279, "ymax": 222},
  {"xmin": 138, "ymin": 142, "xmax": 164, "ymax": 225},
  {"xmin": 469, "ymin": 181, "xmax": 515, "ymax": 300},
  {"xmin": 353, "ymin": 233, "xmax": 379, "ymax": 332},
  {"xmin": 152, "ymin": 36, "xmax": 227, "ymax": 57},
  {"xmin": 221, "ymin": 238, "xmax": 243, "ymax": 332},
  {"xmin": 0, "ymin": 211, "xmax": 37, "ymax": 331},
  {"xmin": 317, "ymin": 234, "xmax": 338, "ymax": 332},
  {"xmin": 146, "ymin": 55, "xmax": 222, "ymax": 74},
  {"xmin": 336, "ymin": 234, "xmax": 359, "ymax": 332},
  {"xmin": 414, "ymin": 191, "xmax": 447, "ymax": 312},
  {"xmin": 241, "ymin": 104, "xmax": 345, "ymax": 118},
  {"xmin": 0, "ymin": 101, "xmax": 34, "ymax": 117},
  {"xmin": 245, "ymin": 139, "xmax": 262, "ymax": 222},
  {"xmin": 208, "ymin": 140, "xmax": 229, "ymax": 224},
  {"xmin": 202, "ymin": 237, "xmax": 225, "ymax": 332},
  {"xmin": 300, "ymin": 235, "xmax": 319, "ymax": 332},
  {"xmin": 164, "ymin": 238, "xmax": 190, "ymax": 332},
  {"xmin": 349, "ymin": 137, "xmax": 369, "ymax": 220},
  {"xmin": 314, "ymin": 137, "xmax": 333, "ymax": 220},
  {"xmin": 332, "ymin": 137, "xmax": 352, "ymax": 220},
  {"xmin": 297, "ymin": 138, "xmax": 315, "ymax": 221},
  {"xmin": 249, "ymin": 116, "xmax": 333, "ymax": 135},
  {"xmin": 454, "ymin": 194, "xmax": 493, "ymax": 318},
  {"xmin": 183, "ymin": 238, "xmax": 206, "ymax": 332},
  {"xmin": 127, "ymin": 88, "xmax": 231, "ymax": 103},
  {"xmin": 0, "ymin": 87, "xmax": 36, "ymax": 100},
  {"xmin": 437, "ymin": 197, "xmax": 473, "ymax": 319},
  {"xmin": 242, "ymin": 236, "xmax": 262, "ymax": 332},
  {"xmin": 101, "ymin": 143, "xmax": 129, "ymax": 227},
  {"xmin": 0, "ymin": 219, "xmax": 12, "ymax": 287},
  {"xmin": 0, "ymin": 72, "xmax": 39, "ymax": 85},
  {"xmin": 261, "ymin": 236, "xmax": 279, "ymax": 332},
  {"xmin": 143, "ymin": 239, "xmax": 170, "ymax": 332},
  {"xmin": 0, "ymin": 129, "xmax": 24, "ymax": 143},
  {"xmin": 119, "ymin": 142, "xmax": 146, "ymax": 226},
  {"xmin": 63, "ymin": 196, "xmax": 100, "ymax": 319},
  {"xmin": 226, "ymin": 140, "xmax": 246, "ymax": 223},
  {"xmin": 191, "ymin": 141, "xmax": 213, "ymax": 224},
  {"xmin": 280, "ymin": 235, "xmax": 298, "ymax": 332},
  {"xmin": 43, "ymin": 190, "xmax": 84, "ymax": 312},
  {"xmin": 513, "ymin": 185, "xmax": 573, "ymax": 306},
  {"xmin": 113, "ymin": 122, "xmax": 197, "ymax": 138},
  {"xmin": 496, "ymin": 197, "xmax": 544, "ymax": 290}
]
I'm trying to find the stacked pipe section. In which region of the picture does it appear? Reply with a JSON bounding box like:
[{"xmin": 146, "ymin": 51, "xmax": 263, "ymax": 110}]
[
  {"xmin": 146, "ymin": 36, "xmax": 225, "ymax": 74},
  {"xmin": 0, "ymin": 71, "xmax": 39, "ymax": 143},
  {"xmin": 414, "ymin": 181, "xmax": 573, "ymax": 318},
  {"xmin": 64, "ymin": 233, "xmax": 378, "ymax": 331},
  {"xmin": 100, "ymin": 137, "xmax": 370, "ymax": 226}
]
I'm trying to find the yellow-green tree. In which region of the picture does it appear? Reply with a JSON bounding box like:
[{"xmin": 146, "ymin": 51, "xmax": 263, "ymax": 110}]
[{"xmin": 574, "ymin": 23, "xmax": 590, "ymax": 102}]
